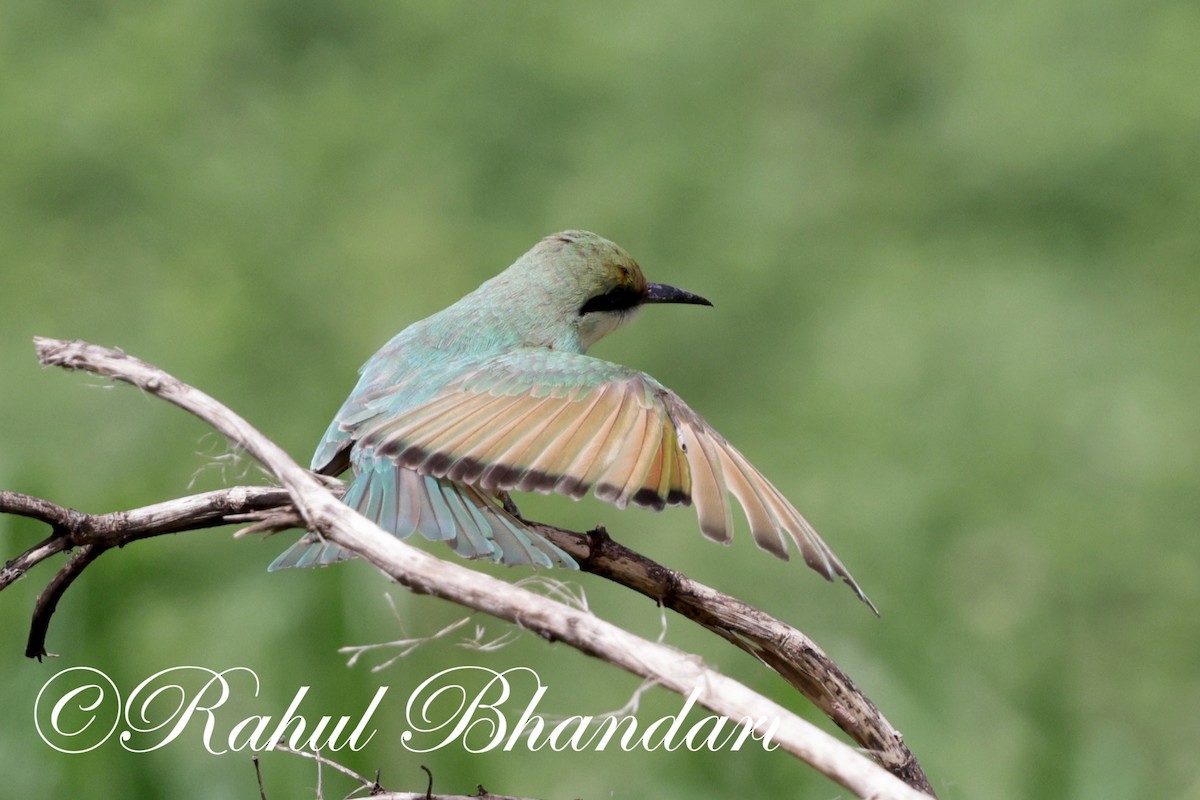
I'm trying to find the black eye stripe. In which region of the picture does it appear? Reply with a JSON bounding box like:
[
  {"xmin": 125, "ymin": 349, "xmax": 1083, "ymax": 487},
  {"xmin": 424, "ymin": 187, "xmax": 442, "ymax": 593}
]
[{"xmin": 579, "ymin": 285, "xmax": 643, "ymax": 316}]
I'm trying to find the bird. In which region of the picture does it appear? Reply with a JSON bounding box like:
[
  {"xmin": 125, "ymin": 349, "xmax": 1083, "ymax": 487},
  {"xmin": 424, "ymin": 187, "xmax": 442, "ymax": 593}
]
[{"xmin": 271, "ymin": 230, "xmax": 873, "ymax": 611}]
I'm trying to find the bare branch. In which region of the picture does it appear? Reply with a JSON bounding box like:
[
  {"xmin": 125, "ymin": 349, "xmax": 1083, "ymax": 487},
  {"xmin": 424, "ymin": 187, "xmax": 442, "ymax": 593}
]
[
  {"xmin": 0, "ymin": 485, "xmax": 296, "ymax": 658},
  {"xmin": 528, "ymin": 523, "xmax": 930, "ymax": 792},
  {"xmin": 0, "ymin": 486, "xmax": 293, "ymax": 589},
  {"xmin": 1, "ymin": 478, "xmax": 930, "ymax": 791},
  {"xmin": 0, "ymin": 491, "xmax": 83, "ymax": 533},
  {"xmin": 14, "ymin": 337, "xmax": 932, "ymax": 799},
  {"xmin": 27, "ymin": 543, "xmax": 108, "ymax": 659}
]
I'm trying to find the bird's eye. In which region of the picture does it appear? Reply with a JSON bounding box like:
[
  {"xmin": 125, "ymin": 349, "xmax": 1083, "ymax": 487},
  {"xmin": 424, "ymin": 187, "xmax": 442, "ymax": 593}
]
[{"xmin": 579, "ymin": 285, "xmax": 643, "ymax": 316}]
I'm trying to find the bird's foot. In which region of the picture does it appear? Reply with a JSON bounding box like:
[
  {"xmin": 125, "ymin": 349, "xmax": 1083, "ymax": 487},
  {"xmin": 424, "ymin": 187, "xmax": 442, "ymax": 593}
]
[
  {"xmin": 497, "ymin": 490, "xmax": 523, "ymax": 519},
  {"xmin": 309, "ymin": 470, "xmax": 346, "ymax": 493}
]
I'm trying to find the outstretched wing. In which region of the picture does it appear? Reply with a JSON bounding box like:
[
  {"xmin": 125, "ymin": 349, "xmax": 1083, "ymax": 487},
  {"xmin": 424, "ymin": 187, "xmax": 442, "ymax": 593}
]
[{"xmin": 348, "ymin": 349, "xmax": 872, "ymax": 609}]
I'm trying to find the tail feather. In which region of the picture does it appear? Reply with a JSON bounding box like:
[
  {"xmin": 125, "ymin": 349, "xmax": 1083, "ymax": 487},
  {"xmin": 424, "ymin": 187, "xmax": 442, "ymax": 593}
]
[
  {"xmin": 268, "ymin": 534, "xmax": 356, "ymax": 570},
  {"xmin": 433, "ymin": 478, "xmax": 495, "ymax": 559},
  {"xmin": 459, "ymin": 483, "xmax": 573, "ymax": 568},
  {"xmin": 269, "ymin": 463, "xmax": 577, "ymax": 571}
]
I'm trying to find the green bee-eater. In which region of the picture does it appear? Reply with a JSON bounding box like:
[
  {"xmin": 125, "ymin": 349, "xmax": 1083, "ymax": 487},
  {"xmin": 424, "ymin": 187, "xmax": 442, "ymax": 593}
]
[{"xmin": 273, "ymin": 230, "xmax": 871, "ymax": 610}]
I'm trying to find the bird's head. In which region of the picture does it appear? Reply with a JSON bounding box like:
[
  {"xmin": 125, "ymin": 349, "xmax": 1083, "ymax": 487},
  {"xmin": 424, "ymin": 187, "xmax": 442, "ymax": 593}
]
[{"xmin": 511, "ymin": 230, "xmax": 711, "ymax": 351}]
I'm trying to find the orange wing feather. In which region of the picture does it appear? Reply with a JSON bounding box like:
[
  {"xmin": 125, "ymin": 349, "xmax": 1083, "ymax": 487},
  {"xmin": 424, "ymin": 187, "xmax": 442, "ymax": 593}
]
[{"xmin": 352, "ymin": 350, "xmax": 873, "ymax": 610}]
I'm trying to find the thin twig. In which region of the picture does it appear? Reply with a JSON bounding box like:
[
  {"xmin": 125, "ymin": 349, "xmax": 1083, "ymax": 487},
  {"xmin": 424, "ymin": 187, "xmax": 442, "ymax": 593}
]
[
  {"xmin": 261, "ymin": 750, "xmax": 537, "ymax": 800},
  {"xmin": 368, "ymin": 795, "xmax": 537, "ymax": 800},
  {"xmin": 272, "ymin": 742, "xmax": 379, "ymax": 794},
  {"xmin": 253, "ymin": 756, "xmax": 268, "ymax": 800},
  {"xmin": 27, "ymin": 543, "xmax": 109, "ymax": 659},
  {"xmin": 421, "ymin": 765, "xmax": 433, "ymax": 799}
]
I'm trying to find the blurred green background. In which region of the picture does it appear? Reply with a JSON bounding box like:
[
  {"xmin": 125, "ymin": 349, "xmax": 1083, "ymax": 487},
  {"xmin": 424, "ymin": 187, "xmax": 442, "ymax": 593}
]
[{"xmin": 2, "ymin": 1, "xmax": 1197, "ymax": 797}]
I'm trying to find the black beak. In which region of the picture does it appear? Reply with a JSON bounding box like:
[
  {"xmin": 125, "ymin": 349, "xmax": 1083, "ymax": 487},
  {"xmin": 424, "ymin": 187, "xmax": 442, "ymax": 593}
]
[{"xmin": 644, "ymin": 282, "xmax": 712, "ymax": 307}]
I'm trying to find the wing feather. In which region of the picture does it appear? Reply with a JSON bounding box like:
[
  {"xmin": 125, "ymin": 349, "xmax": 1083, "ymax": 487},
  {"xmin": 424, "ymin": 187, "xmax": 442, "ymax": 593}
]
[
  {"xmin": 676, "ymin": 416, "xmax": 733, "ymax": 542},
  {"xmin": 517, "ymin": 385, "xmax": 610, "ymax": 485},
  {"xmin": 547, "ymin": 384, "xmax": 627, "ymax": 497},
  {"xmin": 716, "ymin": 447, "xmax": 789, "ymax": 559},
  {"xmin": 340, "ymin": 348, "xmax": 872, "ymax": 610},
  {"xmin": 431, "ymin": 395, "xmax": 550, "ymax": 490},
  {"xmin": 408, "ymin": 392, "xmax": 524, "ymax": 463},
  {"xmin": 476, "ymin": 402, "xmax": 579, "ymax": 493},
  {"xmin": 593, "ymin": 403, "xmax": 649, "ymax": 508},
  {"xmin": 611, "ymin": 406, "xmax": 665, "ymax": 509},
  {"xmin": 369, "ymin": 392, "xmax": 503, "ymax": 458},
  {"xmin": 584, "ymin": 387, "xmax": 645, "ymax": 503},
  {"xmin": 724, "ymin": 446, "xmax": 847, "ymax": 580},
  {"xmin": 661, "ymin": 422, "xmax": 690, "ymax": 505},
  {"xmin": 422, "ymin": 395, "xmax": 545, "ymax": 475}
]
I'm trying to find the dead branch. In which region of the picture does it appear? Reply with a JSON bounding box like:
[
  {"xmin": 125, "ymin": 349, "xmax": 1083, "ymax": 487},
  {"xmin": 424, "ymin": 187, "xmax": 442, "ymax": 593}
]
[
  {"xmin": 0, "ymin": 337, "xmax": 933, "ymax": 799},
  {"xmin": 0, "ymin": 485, "xmax": 930, "ymax": 793},
  {"xmin": 529, "ymin": 522, "xmax": 929, "ymax": 792}
]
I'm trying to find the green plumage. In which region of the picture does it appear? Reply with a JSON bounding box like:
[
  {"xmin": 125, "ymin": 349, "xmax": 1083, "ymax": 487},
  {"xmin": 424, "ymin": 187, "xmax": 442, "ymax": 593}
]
[{"xmin": 271, "ymin": 230, "xmax": 874, "ymax": 613}]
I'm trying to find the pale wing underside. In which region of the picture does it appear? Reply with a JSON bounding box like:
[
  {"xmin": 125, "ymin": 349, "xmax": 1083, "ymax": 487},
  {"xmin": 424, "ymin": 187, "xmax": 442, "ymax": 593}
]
[
  {"xmin": 350, "ymin": 353, "xmax": 872, "ymax": 608},
  {"xmin": 364, "ymin": 376, "xmax": 691, "ymax": 511}
]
